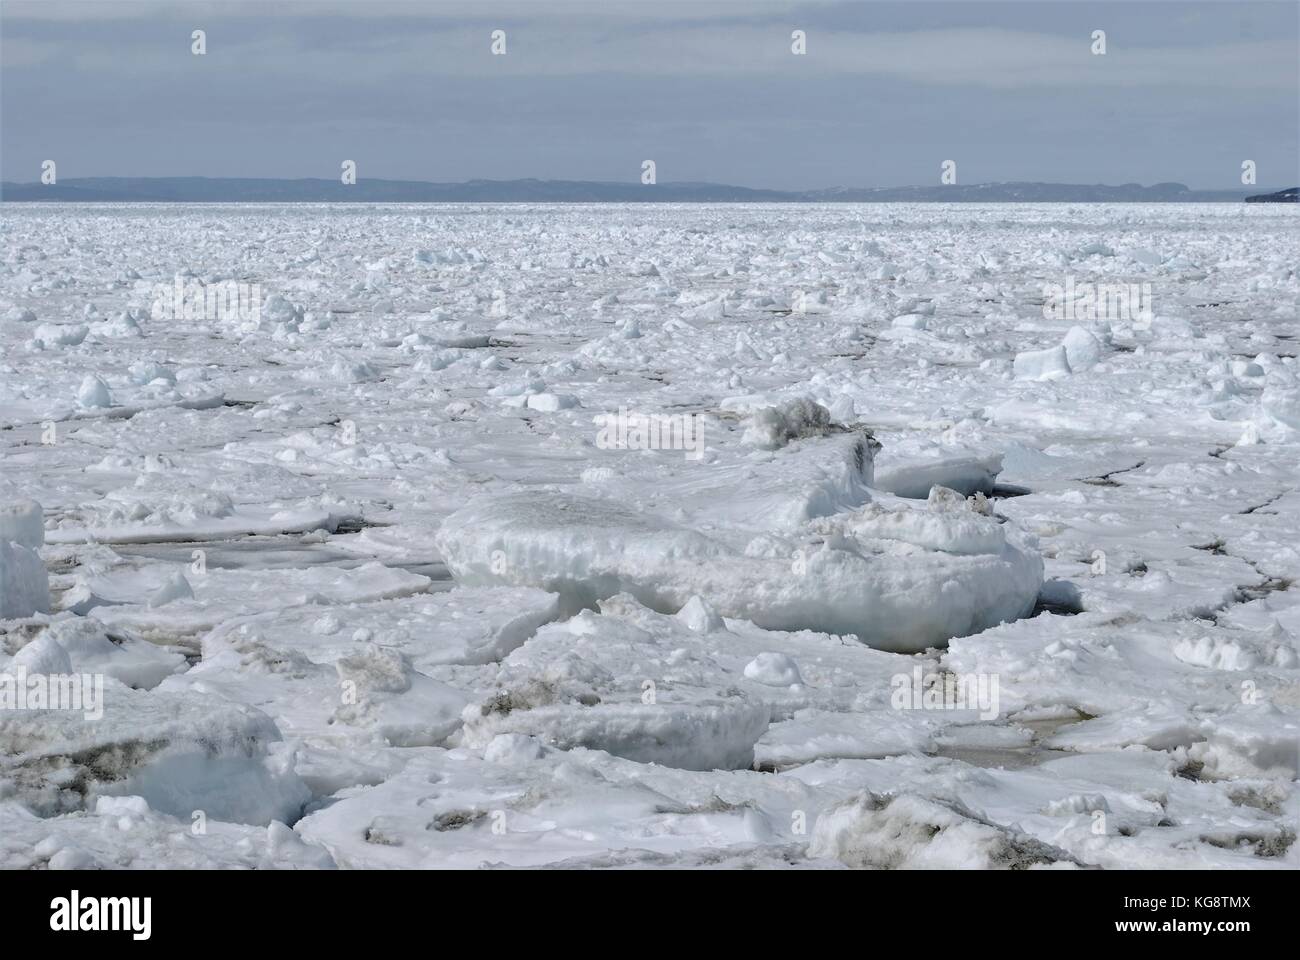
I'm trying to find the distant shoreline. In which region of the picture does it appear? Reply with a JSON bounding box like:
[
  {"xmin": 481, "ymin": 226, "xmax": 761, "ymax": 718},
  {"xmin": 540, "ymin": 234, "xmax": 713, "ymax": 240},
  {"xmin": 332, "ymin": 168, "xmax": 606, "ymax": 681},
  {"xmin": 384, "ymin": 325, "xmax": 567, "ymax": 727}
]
[{"xmin": 4, "ymin": 178, "xmax": 1293, "ymax": 204}]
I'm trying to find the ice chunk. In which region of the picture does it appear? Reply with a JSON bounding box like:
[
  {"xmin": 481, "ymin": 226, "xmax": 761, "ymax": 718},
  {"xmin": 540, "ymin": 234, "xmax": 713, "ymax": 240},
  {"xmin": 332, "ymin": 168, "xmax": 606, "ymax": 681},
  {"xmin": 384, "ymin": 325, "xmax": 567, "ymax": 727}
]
[
  {"xmin": 76, "ymin": 375, "xmax": 112, "ymax": 408},
  {"xmin": 482, "ymin": 733, "xmax": 547, "ymax": 764},
  {"xmin": 1013, "ymin": 345, "xmax": 1071, "ymax": 381},
  {"xmin": 676, "ymin": 595, "xmax": 726, "ymax": 633},
  {"xmin": 0, "ymin": 500, "xmax": 44, "ymax": 549},
  {"xmin": 463, "ymin": 698, "xmax": 770, "ymax": 771},
  {"xmin": 743, "ymin": 653, "xmax": 803, "ymax": 687},
  {"xmin": 148, "ymin": 572, "xmax": 194, "ymax": 607},
  {"xmin": 128, "ymin": 361, "xmax": 176, "ymax": 385},
  {"xmin": 792, "ymin": 289, "xmax": 830, "ymax": 315},
  {"xmin": 1186, "ymin": 704, "xmax": 1299, "ymax": 781},
  {"xmin": 332, "ymin": 644, "xmax": 468, "ymax": 747},
  {"xmin": 0, "ymin": 681, "xmax": 307, "ymax": 824},
  {"xmin": 0, "ymin": 800, "xmax": 336, "ymax": 869},
  {"xmin": 525, "ymin": 392, "xmax": 579, "ymax": 412},
  {"xmin": 1254, "ymin": 381, "xmax": 1300, "ymax": 440},
  {"xmin": 36, "ymin": 616, "xmax": 186, "ymax": 689},
  {"xmin": 1126, "ymin": 247, "xmax": 1163, "ymax": 266},
  {"xmin": 459, "ymin": 603, "xmax": 774, "ymax": 769},
  {"xmin": 810, "ymin": 792, "xmax": 1077, "ymax": 869},
  {"xmin": 1061, "ymin": 325, "xmax": 1103, "ymax": 371},
  {"xmin": 0, "ymin": 540, "xmax": 50, "ymax": 619},
  {"xmin": 33, "ymin": 323, "xmax": 88, "ymax": 347},
  {"xmin": 12, "ymin": 634, "xmax": 73, "ymax": 675},
  {"xmin": 742, "ymin": 397, "xmax": 836, "ymax": 450}
]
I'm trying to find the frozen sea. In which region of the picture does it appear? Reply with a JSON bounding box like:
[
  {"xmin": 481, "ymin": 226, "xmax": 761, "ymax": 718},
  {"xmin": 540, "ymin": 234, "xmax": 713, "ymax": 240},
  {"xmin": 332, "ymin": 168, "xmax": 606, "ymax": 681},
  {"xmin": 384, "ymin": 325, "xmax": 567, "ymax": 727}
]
[{"xmin": 1, "ymin": 201, "xmax": 1298, "ymax": 869}]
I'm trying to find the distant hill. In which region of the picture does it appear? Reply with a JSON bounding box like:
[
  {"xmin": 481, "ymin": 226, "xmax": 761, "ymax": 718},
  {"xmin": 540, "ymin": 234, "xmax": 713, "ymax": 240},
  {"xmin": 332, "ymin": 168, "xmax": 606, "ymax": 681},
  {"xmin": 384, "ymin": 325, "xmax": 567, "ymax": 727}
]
[
  {"xmin": 0, "ymin": 176, "xmax": 1271, "ymax": 203},
  {"xmin": 1245, "ymin": 187, "xmax": 1298, "ymax": 202},
  {"xmin": 803, "ymin": 181, "xmax": 1255, "ymax": 202}
]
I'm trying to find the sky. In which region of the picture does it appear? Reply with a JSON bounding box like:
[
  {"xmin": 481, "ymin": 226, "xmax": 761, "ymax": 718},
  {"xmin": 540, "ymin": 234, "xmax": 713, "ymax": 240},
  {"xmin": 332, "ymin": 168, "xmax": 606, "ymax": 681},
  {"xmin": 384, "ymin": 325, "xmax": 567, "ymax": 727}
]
[{"xmin": 2, "ymin": 0, "xmax": 1297, "ymax": 190}]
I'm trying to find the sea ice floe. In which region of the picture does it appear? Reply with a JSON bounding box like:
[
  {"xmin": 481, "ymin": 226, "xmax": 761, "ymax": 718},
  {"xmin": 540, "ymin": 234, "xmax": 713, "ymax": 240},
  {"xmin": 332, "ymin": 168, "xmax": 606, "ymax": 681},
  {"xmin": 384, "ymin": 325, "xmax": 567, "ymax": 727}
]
[
  {"xmin": 195, "ymin": 585, "xmax": 562, "ymax": 670},
  {"xmin": 873, "ymin": 442, "xmax": 1003, "ymax": 499},
  {"xmin": 435, "ymin": 473, "xmax": 1042, "ymax": 652},
  {"xmin": 13, "ymin": 615, "xmax": 186, "ymax": 689},
  {"xmin": 0, "ymin": 678, "xmax": 307, "ymax": 824},
  {"xmin": 81, "ymin": 561, "xmax": 433, "ymax": 639},
  {"xmin": 457, "ymin": 593, "xmax": 938, "ymax": 769}
]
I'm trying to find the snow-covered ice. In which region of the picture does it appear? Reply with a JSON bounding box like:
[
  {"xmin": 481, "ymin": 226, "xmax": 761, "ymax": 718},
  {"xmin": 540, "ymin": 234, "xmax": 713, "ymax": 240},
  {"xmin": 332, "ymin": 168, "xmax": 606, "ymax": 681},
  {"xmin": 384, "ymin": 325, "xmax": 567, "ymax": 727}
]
[{"xmin": 1, "ymin": 201, "xmax": 1297, "ymax": 869}]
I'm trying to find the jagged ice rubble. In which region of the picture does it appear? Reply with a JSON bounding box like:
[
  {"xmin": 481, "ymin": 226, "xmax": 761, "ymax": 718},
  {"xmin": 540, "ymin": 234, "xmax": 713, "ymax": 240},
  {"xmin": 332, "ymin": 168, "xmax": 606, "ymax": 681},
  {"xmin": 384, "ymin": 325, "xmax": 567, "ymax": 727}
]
[{"xmin": 1, "ymin": 202, "xmax": 1297, "ymax": 869}]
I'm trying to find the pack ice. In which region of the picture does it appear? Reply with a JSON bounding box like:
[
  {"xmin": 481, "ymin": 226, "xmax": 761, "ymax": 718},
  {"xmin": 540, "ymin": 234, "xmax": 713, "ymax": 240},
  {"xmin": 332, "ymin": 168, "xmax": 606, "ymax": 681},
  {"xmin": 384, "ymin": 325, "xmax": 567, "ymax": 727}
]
[{"xmin": 1, "ymin": 202, "xmax": 1297, "ymax": 870}]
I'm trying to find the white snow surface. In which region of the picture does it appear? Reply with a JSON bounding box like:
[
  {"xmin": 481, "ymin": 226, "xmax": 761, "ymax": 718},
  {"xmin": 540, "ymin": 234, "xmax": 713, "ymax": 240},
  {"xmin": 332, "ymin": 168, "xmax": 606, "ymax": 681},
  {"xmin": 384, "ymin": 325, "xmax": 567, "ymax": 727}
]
[{"xmin": 1, "ymin": 202, "xmax": 1297, "ymax": 869}]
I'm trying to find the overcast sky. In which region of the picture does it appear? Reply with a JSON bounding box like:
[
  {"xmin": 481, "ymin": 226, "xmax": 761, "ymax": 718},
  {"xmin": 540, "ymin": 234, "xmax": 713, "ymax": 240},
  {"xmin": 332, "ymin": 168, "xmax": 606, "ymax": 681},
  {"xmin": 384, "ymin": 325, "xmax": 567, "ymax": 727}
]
[{"xmin": 2, "ymin": 0, "xmax": 1296, "ymax": 190}]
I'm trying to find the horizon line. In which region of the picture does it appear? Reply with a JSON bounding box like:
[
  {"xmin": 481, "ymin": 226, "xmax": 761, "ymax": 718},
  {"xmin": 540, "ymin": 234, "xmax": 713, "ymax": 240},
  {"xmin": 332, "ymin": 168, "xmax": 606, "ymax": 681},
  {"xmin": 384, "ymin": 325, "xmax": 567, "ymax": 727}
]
[{"xmin": 4, "ymin": 175, "xmax": 1293, "ymax": 190}]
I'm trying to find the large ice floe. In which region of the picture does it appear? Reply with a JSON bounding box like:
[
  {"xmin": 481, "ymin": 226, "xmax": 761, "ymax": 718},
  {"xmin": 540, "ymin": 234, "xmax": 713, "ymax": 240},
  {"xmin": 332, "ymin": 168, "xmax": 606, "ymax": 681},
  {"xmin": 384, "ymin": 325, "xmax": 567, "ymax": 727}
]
[
  {"xmin": 435, "ymin": 432, "xmax": 1043, "ymax": 653},
  {"xmin": 1, "ymin": 202, "xmax": 1297, "ymax": 869}
]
